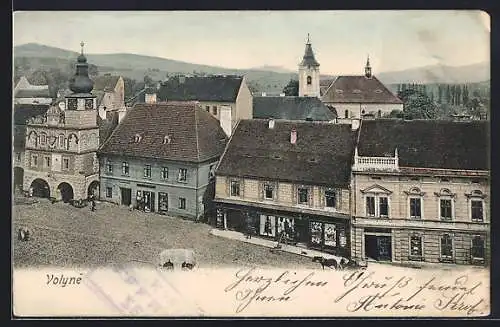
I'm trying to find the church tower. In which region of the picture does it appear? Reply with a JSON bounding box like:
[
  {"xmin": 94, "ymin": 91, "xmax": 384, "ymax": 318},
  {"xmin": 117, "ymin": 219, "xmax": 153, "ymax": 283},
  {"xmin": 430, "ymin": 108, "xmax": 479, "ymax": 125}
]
[
  {"xmin": 364, "ymin": 55, "xmax": 373, "ymax": 78},
  {"xmin": 298, "ymin": 34, "xmax": 320, "ymax": 97}
]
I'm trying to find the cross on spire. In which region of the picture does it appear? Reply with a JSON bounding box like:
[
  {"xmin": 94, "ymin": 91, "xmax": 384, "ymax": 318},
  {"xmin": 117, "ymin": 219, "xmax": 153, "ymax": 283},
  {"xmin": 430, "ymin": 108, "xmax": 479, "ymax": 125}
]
[{"xmin": 307, "ymin": 33, "xmax": 310, "ymax": 44}]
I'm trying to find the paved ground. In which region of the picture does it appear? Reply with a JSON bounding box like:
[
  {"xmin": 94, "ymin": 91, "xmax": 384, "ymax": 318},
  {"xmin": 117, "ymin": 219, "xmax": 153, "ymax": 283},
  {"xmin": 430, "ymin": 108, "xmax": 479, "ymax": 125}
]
[{"xmin": 12, "ymin": 199, "xmax": 319, "ymax": 269}]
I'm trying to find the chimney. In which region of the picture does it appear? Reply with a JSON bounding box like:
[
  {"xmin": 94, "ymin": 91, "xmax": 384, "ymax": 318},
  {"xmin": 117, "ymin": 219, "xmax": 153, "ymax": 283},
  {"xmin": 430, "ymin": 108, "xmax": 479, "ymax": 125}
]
[
  {"xmin": 145, "ymin": 92, "xmax": 157, "ymax": 104},
  {"xmin": 280, "ymin": 93, "xmax": 286, "ymax": 97},
  {"xmin": 261, "ymin": 92, "xmax": 267, "ymax": 97},
  {"xmin": 351, "ymin": 118, "xmax": 360, "ymax": 131},
  {"xmin": 268, "ymin": 118, "xmax": 275, "ymax": 129},
  {"xmin": 290, "ymin": 128, "xmax": 297, "ymax": 144}
]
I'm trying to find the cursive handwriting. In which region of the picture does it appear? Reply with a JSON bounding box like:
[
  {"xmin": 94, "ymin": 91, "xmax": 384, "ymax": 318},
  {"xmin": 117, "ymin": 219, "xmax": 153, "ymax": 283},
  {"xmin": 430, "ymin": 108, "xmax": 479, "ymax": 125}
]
[
  {"xmin": 46, "ymin": 273, "xmax": 84, "ymax": 287},
  {"xmin": 224, "ymin": 267, "xmax": 328, "ymax": 313}
]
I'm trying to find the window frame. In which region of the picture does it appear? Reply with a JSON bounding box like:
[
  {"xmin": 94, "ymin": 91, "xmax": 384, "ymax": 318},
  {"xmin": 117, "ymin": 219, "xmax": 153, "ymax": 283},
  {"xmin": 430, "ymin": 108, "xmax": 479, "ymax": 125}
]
[
  {"xmin": 106, "ymin": 187, "xmax": 113, "ymax": 198},
  {"xmin": 62, "ymin": 157, "xmax": 70, "ymax": 170},
  {"xmin": 106, "ymin": 160, "xmax": 113, "ymax": 174},
  {"xmin": 471, "ymin": 200, "xmax": 484, "ymax": 222},
  {"xmin": 40, "ymin": 133, "xmax": 47, "ymax": 145},
  {"xmin": 161, "ymin": 167, "xmax": 169, "ymax": 180},
  {"xmin": 435, "ymin": 189, "xmax": 455, "ymax": 221},
  {"xmin": 31, "ymin": 154, "xmax": 38, "ymax": 167},
  {"xmin": 178, "ymin": 197, "xmax": 186, "ymax": 210},
  {"xmin": 122, "ymin": 162, "xmax": 130, "ymax": 176},
  {"xmin": 471, "ymin": 235, "xmax": 485, "ymax": 261},
  {"xmin": 263, "ymin": 183, "xmax": 275, "ymax": 200},
  {"xmin": 297, "ymin": 187, "xmax": 309, "ymax": 205},
  {"xmin": 408, "ymin": 234, "xmax": 424, "ymax": 261},
  {"xmin": 44, "ymin": 156, "xmax": 51, "ymax": 168},
  {"xmin": 178, "ymin": 168, "xmax": 188, "ymax": 182},
  {"xmin": 440, "ymin": 198, "xmax": 453, "ymax": 221},
  {"xmin": 324, "ymin": 189, "xmax": 337, "ymax": 209},
  {"xmin": 364, "ymin": 194, "xmax": 390, "ymax": 218},
  {"xmin": 306, "ymin": 76, "xmax": 312, "ymax": 85},
  {"xmin": 439, "ymin": 234, "xmax": 454, "ymax": 262},
  {"xmin": 230, "ymin": 180, "xmax": 241, "ymax": 197},
  {"xmin": 143, "ymin": 164, "xmax": 152, "ymax": 179}
]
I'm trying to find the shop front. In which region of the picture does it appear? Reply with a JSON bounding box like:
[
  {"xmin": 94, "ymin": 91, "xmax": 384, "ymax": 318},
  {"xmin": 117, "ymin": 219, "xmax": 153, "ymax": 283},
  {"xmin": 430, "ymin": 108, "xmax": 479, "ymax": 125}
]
[{"xmin": 215, "ymin": 202, "xmax": 351, "ymax": 257}]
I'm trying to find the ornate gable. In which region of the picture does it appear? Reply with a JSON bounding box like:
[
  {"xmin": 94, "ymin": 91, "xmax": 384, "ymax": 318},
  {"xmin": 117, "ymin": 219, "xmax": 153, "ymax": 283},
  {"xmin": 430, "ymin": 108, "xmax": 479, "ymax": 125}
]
[{"xmin": 360, "ymin": 184, "xmax": 392, "ymax": 195}]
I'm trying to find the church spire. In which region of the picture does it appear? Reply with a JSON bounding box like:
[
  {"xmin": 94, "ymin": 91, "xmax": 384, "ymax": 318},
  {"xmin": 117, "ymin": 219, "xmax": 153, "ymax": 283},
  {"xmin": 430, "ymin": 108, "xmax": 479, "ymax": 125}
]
[
  {"xmin": 300, "ymin": 34, "xmax": 320, "ymax": 67},
  {"xmin": 69, "ymin": 41, "xmax": 94, "ymax": 94},
  {"xmin": 364, "ymin": 55, "xmax": 372, "ymax": 78}
]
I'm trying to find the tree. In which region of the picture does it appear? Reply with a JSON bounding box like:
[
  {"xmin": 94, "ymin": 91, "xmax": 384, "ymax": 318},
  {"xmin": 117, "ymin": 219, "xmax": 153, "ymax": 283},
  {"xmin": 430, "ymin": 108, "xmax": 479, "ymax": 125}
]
[
  {"xmin": 462, "ymin": 84, "xmax": 469, "ymax": 105},
  {"xmin": 437, "ymin": 85, "xmax": 443, "ymax": 104},
  {"xmin": 282, "ymin": 79, "xmax": 299, "ymax": 96},
  {"xmin": 385, "ymin": 109, "xmax": 404, "ymax": 119},
  {"xmin": 143, "ymin": 75, "xmax": 153, "ymax": 87},
  {"xmin": 399, "ymin": 88, "xmax": 437, "ymax": 119}
]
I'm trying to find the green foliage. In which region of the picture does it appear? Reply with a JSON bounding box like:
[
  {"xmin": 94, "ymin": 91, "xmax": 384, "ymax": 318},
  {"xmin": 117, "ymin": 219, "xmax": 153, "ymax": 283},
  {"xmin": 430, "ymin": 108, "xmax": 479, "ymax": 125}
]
[
  {"xmin": 398, "ymin": 88, "xmax": 437, "ymax": 119},
  {"xmin": 282, "ymin": 79, "xmax": 299, "ymax": 96}
]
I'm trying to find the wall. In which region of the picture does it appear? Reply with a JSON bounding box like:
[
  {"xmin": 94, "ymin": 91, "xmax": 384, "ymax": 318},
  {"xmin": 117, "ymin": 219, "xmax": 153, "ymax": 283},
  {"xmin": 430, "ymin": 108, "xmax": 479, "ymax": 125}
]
[
  {"xmin": 235, "ymin": 77, "xmax": 254, "ymax": 124},
  {"xmin": 14, "ymin": 97, "xmax": 53, "ymax": 105},
  {"xmin": 323, "ymin": 103, "xmax": 403, "ymax": 119},
  {"xmin": 299, "ymin": 66, "xmax": 320, "ymax": 97}
]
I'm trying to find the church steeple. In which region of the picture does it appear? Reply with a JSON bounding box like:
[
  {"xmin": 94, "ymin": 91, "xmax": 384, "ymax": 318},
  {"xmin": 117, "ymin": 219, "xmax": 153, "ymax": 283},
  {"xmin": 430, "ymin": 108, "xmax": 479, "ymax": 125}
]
[
  {"xmin": 298, "ymin": 34, "xmax": 321, "ymax": 98},
  {"xmin": 69, "ymin": 41, "xmax": 94, "ymax": 94},
  {"xmin": 300, "ymin": 33, "xmax": 320, "ymax": 68},
  {"xmin": 364, "ymin": 55, "xmax": 373, "ymax": 78}
]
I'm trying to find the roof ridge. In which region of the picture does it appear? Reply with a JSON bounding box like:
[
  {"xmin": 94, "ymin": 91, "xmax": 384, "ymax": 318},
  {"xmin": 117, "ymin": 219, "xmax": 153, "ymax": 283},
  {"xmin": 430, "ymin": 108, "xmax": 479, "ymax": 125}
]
[{"xmin": 194, "ymin": 103, "xmax": 201, "ymax": 162}]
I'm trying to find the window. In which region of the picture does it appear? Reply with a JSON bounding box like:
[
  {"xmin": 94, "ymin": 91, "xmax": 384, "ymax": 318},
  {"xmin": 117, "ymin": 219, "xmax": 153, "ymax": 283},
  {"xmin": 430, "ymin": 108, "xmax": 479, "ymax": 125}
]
[
  {"xmin": 106, "ymin": 187, "xmax": 112, "ymax": 198},
  {"xmin": 325, "ymin": 190, "xmax": 337, "ymax": 208},
  {"xmin": 178, "ymin": 168, "xmax": 187, "ymax": 182},
  {"xmin": 122, "ymin": 162, "xmax": 129, "ymax": 176},
  {"xmin": 62, "ymin": 158, "xmax": 69, "ymax": 170},
  {"xmin": 378, "ymin": 110, "xmax": 382, "ymax": 118},
  {"xmin": 298, "ymin": 187, "xmax": 309, "ymax": 205},
  {"xmin": 471, "ymin": 200, "xmax": 484, "ymax": 222},
  {"xmin": 471, "ymin": 236, "xmax": 485, "ymax": 260},
  {"xmin": 366, "ymin": 196, "xmax": 376, "ymax": 216},
  {"xmin": 264, "ymin": 183, "xmax": 274, "ymax": 200},
  {"xmin": 440, "ymin": 199, "xmax": 452, "ymax": 220},
  {"xmin": 161, "ymin": 167, "xmax": 168, "ymax": 179},
  {"xmin": 212, "ymin": 106, "xmax": 218, "ymax": 115},
  {"xmin": 379, "ymin": 197, "xmax": 388, "ymax": 216},
  {"xmin": 106, "ymin": 160, "xmax": 113, "ymax": 174},
  {"xmin": 31, "ymin": 154, "xmax": 38, "ymax": 167},
  {"xmin": 40, "ymin": 134, "xmax": 46, "ymax": 145},
  {"xmin": 409, "ymin": 198, "xmax": 421, "ymax": 219},
  {"xmin": 44, "ymin": 156, "xmax": 51, "ymax": 168},
  {"xmin": 178, "ymin": 197, "xmax": 186, "ymax": 210},
  {"xmin": 344, "ymin": 110, "xmax": 349, "ymax": 118},
  {"xmin": 409, "ymin": 235, "xmax": 423, "ymax": 258},
  {"xmin": 16, "ymin": 152, "xmax": 21, "ymax": 162},
  {"xmin": 440, "ymin": 234, "xmax": 453, "ymax": 260},
  {"xmin": 58, "ymin": 135, "xmax": 64, "ymax": 148},
  {"xmin": 206, "ymin": 106, "xmax": 210, "ymax": 112},
  {"xmin": 307, "ymin": 76, "xmax": 312, "ymax": 85},
  {"xmin": 230, "ymin": 180, "xmax": 240, "ymax": 197},
  {"xmin": 144, "ymin": 164, "xmax": 151, "ymax": 178}
]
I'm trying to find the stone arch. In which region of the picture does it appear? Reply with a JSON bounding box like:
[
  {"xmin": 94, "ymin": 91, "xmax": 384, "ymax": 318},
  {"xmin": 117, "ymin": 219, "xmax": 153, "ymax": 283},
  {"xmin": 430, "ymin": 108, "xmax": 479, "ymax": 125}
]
[
  {"xmin": 30, "ymin": 178, "xmax": 50, "ymax": 198},
  {"xmin": 57, "ymin": 182, "xmax": 74, "ymax": 203},
  {"xmin": 13, "ymin": 167, "xmax": 24, "ymax": 193},
  {"xmin": 87, "ymin": 180, "xmax": 100, "ymax": 199}
]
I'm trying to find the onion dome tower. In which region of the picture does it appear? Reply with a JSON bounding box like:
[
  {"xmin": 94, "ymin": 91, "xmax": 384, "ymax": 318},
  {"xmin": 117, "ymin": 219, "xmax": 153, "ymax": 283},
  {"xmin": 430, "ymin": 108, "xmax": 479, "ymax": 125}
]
[{"xmin": 65, "ymin": 42, "xmax": 97, "ymax": 113}]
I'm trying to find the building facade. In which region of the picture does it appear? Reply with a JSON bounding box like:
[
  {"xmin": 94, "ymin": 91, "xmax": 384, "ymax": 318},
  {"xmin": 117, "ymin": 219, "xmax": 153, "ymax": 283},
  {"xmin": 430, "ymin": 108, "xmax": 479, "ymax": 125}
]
[
  {"xmin": 22, "ymin": 43, "xmax": 100, "ymax": 201},
  {"xmin": 214, "ymin": 119, "xmax": 357, "ymax": 257},
  {"xmin": 93, "ymin": 74, "xmax": 127, "ymax": 122},
  {"xmin": 98, "ymin": 102, "xmax": 228, "ymax": 220},
  {"xmin": 157, "ymin": 75, "xmax": 253, "ymax": 136},
  {"xmin": 350, "ymin": 119, "xmax": 490, "ymax": 266},
  {"xmin": 14, "ymin": 76, "xmax": 53, "ymax": 105}
]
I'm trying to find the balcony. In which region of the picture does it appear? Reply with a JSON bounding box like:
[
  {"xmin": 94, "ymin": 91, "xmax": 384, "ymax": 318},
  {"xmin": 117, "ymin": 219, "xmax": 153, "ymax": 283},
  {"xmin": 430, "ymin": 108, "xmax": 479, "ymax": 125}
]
[{"xmin": 352, "ymin": 147, "xmax": 399, "ymax": 172}]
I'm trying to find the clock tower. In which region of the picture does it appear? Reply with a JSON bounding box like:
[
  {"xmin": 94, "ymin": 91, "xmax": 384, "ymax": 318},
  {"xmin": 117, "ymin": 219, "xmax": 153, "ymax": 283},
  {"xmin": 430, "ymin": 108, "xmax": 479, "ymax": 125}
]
[
  {"xmin": 22, "ymin": 42, "xmax": 100, "ymax": 202},
  {"xmin": 298, "ymin": 34, "xmax": 321, "ymax": 98}
]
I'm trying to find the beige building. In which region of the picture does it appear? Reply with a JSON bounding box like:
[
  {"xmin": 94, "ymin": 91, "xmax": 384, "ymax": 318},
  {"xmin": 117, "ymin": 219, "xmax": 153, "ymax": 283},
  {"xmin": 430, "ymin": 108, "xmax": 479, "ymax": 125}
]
[
  {"xmin": 351, "ymin": 119, "xmax": 490, "ymax": 266},
  {"xmin": 156, "ymin": 75, "xmax": 253, "ymax": 137},
  {"xmin": 214, "ymin": 119, "xmax": 356, "ymax": 257},
  {"xmin": 93, "ymin": 74, "xmax": 127, "ymax": 122},
  {"xmin": 22, "ymin": 43, "xmax": 100, "ymax": 202}
]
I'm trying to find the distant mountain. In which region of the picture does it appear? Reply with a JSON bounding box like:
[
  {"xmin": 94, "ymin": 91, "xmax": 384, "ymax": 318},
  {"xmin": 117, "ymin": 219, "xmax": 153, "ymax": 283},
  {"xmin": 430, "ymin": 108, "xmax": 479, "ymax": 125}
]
[
  {"xmin": 377, "ymin": 62, "xmax": 490, "ymax": 84},
  {"xmin": 13, "ymin": 43, "xmax": 490, "ymax": 93}
]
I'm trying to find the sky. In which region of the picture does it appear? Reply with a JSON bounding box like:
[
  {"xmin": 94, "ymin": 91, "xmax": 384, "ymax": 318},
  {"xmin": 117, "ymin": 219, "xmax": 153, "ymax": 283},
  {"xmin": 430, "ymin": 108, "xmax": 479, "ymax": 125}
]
[{"xmin": 13, "ymin": 11, "xmax": 490, "ymax": 75}]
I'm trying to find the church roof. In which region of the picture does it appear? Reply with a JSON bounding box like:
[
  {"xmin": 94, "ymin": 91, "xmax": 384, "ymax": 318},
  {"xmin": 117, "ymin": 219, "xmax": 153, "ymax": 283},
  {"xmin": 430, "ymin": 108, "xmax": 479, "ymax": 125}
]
[
  {"xmin": 99, "ymin": 102, "xmax": 228, "ymax": 163},
  {"xmin": 157, "ymin": 75, "xmax": 243, "ymax": 103},
  {"xmin": 253, "ymin": 96, "xmax": 336, "ymax": 121},
  {"xmin": 216, "ymin": 120, "xmax": 356, "ymax": 187},
  {"xmin": 300, "ymin": 42, "xmax": 320, "ymax": 67},
  {"xmin": 93, "ymin": 75, "xmax": 120, "ymax": 92},
  {"xmin": 321, "ymin": 75, "xmax": 403, "ymax": 104},
  {"xmin": 357, "ymin": 119, "xmax": 490, "ymax": 171}
]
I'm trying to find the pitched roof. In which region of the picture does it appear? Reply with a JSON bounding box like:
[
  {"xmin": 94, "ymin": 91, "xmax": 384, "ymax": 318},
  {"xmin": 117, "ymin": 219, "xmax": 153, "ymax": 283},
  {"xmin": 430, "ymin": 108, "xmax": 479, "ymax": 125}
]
[
  {"xmin": 13, "ymin": 104, "xmax": 50, "ymax": 125},
  {"xmin": 357, "ymin": 119, "xmax": 490, "ymax": 171},
  {"xmin": 97, "ymin": 113, "xmax": 119, "ymax": 144},
  {"xmin": 15, "ymin": 89, "xmax": 52, "ymax": 98},
  {"xmin": 300, "ymin": 43, "xmax": 320, "ymax": 67},
  {"xmin": 157, "ymin": 76, "xmax": 243, "ymax": 102},
  {"xmin": 216, "ymin": 120, "xmax": 357, "ymax": 187},
  {"xmin": 320, "ymin": 79, "xmax": 335, "ymax": 96},
  {"xmin": 322, "ymin": 75, "xmax": 403, "ymax": 104},
  {"xmin": 93, "ymin": 75, "xmax": 120, "ymax": 92},
  {"xmin": 253, "ymin": 96, "xmax": 336, "ymax": 121},
  {"xmin": 99, "ymin": 102, "xmax": 228, "ymax": 163}
]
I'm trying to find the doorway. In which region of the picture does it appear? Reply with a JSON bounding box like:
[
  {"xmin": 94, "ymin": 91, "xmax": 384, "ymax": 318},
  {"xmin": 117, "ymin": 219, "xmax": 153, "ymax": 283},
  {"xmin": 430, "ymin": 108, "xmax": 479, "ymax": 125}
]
[
  {"xmin": 143, "ymin": 191, "xmax": 155, "ymax": 212},
  {"xmin": 365, "ymin": 235, "xmax": 392, "ymax": 261},
  {"xmin": 120, "ymin": 187, "xmax": 132, "ymax": 206},
  {"xmin": 57, "ymin": 182, "xmax": 74, "ymax": 203}
]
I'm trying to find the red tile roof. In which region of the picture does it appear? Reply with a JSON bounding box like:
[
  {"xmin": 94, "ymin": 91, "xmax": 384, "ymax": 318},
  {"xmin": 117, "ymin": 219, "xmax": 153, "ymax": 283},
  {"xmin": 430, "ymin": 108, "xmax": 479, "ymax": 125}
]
[
  {"xmin": 322, "ymin": 75, "xmax": 403, "ymax": 104},
  {"xmin": 99, "ymin": 102, "xmax": 228, "ymax": 163}
]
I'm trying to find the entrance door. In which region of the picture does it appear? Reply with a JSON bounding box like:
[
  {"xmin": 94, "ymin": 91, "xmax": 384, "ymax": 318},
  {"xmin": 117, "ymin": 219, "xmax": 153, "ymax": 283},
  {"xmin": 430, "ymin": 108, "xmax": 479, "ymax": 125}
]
[
  {"xmin": 143, "ymin": 191, "xmax": 155, "ymax": 212},
  {"xmin": 365, "ymin": 235, "xmax": 392, "ymax": 261},
  {"xmin": 365, "ymin": 235, "xmax": 378, "ymax": 260},
  {"xmin": 158, "ymin": 192, "xmax": 168, "ymax": 214},
  {"xmin": 120, "ymin": 187, "xmax": 132, "ymax": 206}
]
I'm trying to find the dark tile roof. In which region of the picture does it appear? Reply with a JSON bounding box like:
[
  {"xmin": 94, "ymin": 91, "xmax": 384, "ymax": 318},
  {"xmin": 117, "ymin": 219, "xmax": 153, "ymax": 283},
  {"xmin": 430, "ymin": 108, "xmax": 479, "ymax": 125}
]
[
  {"xmin": 93, "ymin": 75, "xmax": 120, "ymax": 92},
  {"xmin": 97, "ymin": 113, "xmax": 119, "ymax": 144},
  {"xmin": 15, "ymin": 89, "xmax": 51, "ymax": 98},
  {"xmin": 253, "ymin": 96, "xmax": 336, "ymax": 121},
  {"xmin": 217, "ymin": 120, "xmax": 357, "ymax": 187},
  {"xmin": 99, "ymin": 102, "xmax": 228, "ymax": 163},
  {"xmin": 157, "ymin": 76, "xmax": 243, "ymax": 102},
  {"xmin": 322, "ymin": 75, "xmax": 403, "ymax": 104},
  {"xmin": 357, "ymin": 119, "xmax": 490, "ymax": 171},
  {"xmin": 13, "ymin": 104, "xmax": 50, "ymax": 125},
  {"xmin": 300, "ymin": 43, "xmax": 320, "ymax": 67}
]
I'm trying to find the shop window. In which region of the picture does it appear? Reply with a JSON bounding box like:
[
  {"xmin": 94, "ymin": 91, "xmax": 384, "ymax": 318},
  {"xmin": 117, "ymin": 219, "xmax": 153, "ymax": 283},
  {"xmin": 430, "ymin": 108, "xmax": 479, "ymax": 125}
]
[
  {"xmin": 230, "ymin": 180, "xmax": 240, "ymax": 197},
  {"xmin": 158, "ymin": 192, "xmax": 168, "ymax": 212},
  {"xmin": 440, "ymin": 234, "xmax": 453, "ymax": 261},
  {"xmin": 471, "ymin": 236, "xmax": 485, "ymax": 260},
  {"xmin": 409, "ymin": 235, "xmax": 423, "ymax": 259}
]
